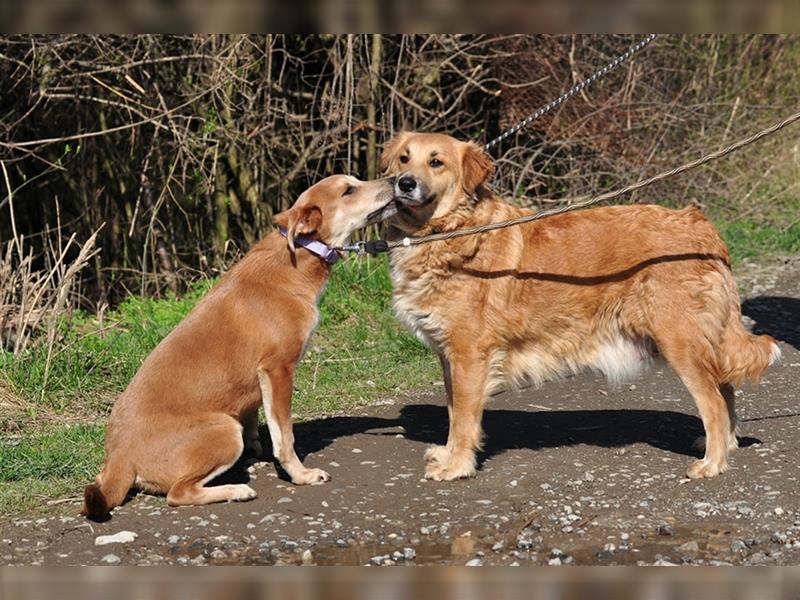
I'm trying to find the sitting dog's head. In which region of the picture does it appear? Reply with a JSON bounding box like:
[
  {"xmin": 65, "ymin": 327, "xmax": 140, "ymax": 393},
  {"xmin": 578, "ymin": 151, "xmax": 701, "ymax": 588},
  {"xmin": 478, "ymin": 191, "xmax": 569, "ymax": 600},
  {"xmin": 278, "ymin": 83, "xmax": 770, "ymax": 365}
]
[
  {"xmin": 274, "ymin": 174, "xmax": 395, "ymax": 251},
  {"xmin": 380, "ymin": 132, "xmax": 494, "ymax": 232}
]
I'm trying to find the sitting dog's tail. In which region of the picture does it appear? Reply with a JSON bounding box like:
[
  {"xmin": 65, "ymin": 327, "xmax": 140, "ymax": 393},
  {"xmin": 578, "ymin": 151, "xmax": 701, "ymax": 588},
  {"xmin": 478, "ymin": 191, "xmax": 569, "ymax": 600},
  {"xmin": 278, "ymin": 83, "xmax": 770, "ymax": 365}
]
[{"xmin": 81, "ymin": 456, "xmax": 135, "ymax": 521}]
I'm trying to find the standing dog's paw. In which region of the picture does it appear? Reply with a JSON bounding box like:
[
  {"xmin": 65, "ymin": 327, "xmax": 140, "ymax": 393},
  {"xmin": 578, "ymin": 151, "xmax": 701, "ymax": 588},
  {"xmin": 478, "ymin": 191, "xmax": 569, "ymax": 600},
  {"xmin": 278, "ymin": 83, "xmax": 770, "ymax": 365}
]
[
  {"xmin": 424, "ymin": 455, "xmax": 476, "ymax": 481},
  {"xmin": 292, "ymin": 467, "xmax": 331, "ymax": 486},
  {"xmin": 685, "ymin": 458, "xmax": 728, "ymax": 479},
  {"xmin": 424, "ymin": 445, "xmax": 451, "ymax": 464}
]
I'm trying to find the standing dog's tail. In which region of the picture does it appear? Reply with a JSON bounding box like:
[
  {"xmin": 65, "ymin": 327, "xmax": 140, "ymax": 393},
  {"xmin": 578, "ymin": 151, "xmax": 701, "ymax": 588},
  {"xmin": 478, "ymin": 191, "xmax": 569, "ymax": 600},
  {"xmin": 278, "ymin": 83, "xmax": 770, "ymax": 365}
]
[
  {"xmin": 717, "ymin": 301, "xmax": 781, "ymax": 386},
  {"xmin": 81, "ymin": 455, "xmax": 135, "ymax": 521}
]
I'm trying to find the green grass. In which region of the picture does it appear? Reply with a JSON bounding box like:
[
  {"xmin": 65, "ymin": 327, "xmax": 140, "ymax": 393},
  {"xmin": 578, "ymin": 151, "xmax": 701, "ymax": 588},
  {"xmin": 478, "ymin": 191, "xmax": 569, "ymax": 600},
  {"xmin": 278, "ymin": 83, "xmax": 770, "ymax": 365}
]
[
  {"xmin": 0, "ymin": 424, "xmax": 106, "ymax": 513},
  {"xmin": 0, "ymin": 256, "xmax": 438, "ymax": 515},
  {"xmin": 294, "ymin": 257, "xmax": 436, "ymax": 414},
  {"xmin": 716, "ymin": 218, "xmax": 800, "ymax": 264},
  {"xmin": 0, "ymin": 281, "xmax": 214, "ymax": 415}
]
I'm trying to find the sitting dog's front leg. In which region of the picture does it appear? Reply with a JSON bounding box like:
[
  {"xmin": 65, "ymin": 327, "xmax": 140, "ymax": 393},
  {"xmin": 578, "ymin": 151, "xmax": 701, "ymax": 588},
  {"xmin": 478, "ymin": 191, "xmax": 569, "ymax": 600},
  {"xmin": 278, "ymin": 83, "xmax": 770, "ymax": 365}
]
[{"xmin": 257, "ymin": 366, "xmax": 330, "ymax": 485}]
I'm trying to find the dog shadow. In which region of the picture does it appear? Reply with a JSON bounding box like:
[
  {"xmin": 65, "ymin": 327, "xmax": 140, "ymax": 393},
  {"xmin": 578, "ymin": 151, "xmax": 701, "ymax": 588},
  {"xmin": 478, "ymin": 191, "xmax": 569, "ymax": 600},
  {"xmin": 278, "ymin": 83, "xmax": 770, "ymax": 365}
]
[
  {"xmin": 742, "ymin": 296, "xmax": 800, "ymax": 350},
  {"xmin": 221, "ymin": 404, "xmax": 760, "ymax": 483}
]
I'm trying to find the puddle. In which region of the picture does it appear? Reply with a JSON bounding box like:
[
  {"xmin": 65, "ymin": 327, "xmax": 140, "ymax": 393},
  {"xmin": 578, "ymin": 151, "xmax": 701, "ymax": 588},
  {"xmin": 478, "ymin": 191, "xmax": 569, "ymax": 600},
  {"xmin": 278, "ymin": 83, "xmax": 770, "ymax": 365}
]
[
  {"xmin": 313, "ymin": 541, "xmax": 455, "ymax": 566},
  {"xmin": 569, "ymin": 522, "xmax": 748, "ymax": 565},
  {"xmin": 156, "ymin": 521, "xmax": 772, "ymax": 566}
]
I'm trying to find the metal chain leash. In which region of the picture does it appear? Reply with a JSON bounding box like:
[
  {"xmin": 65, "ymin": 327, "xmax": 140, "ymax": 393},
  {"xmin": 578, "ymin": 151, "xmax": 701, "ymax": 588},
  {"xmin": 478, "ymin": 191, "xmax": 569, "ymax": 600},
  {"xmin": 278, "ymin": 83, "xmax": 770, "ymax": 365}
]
[{"xmin": 484, "ymin": 34, "xmax": 658, "ymax": 151}]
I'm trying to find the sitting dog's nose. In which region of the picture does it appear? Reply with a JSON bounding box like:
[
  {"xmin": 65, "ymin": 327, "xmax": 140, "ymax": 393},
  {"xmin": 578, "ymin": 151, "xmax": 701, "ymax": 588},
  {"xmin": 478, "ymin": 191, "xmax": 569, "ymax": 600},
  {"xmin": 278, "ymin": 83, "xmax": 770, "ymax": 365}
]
[{"xmin": 398, "ymin": 176, "xmax": 417, "ymax": 194}]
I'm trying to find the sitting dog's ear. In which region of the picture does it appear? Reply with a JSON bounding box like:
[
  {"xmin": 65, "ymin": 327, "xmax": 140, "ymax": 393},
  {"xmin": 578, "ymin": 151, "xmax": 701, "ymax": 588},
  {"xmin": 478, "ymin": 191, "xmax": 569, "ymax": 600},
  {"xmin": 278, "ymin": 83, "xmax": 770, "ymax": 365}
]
[
  {"xmin": 462, "ymin": 142, "xmax": 495, "ymax": 195},
  {"xmin": 273, "ymin": 205, "xmax": 323, "ymax": 253},
  {"xmin": 380, "ymin": 131, "xmax": 412, "ymax": 173}
]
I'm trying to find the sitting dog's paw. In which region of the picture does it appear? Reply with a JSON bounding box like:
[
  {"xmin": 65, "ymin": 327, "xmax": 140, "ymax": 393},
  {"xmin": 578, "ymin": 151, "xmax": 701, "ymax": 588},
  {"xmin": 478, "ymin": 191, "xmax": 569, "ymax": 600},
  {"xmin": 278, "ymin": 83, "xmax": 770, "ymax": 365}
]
[
  {"xmin": 424, "ymin": 444, "xmax": 450, "ymax": 464},
  {"xmin": 424, "ymin": 455, "xmax": 476, "ymax": 481},
  {"xmin": 230, "ymin": 484, "xmax": 258, "ymax": 501},
  {"xmin": 292, "ymin": 467, "xmax": 331, "ymax": 486}
]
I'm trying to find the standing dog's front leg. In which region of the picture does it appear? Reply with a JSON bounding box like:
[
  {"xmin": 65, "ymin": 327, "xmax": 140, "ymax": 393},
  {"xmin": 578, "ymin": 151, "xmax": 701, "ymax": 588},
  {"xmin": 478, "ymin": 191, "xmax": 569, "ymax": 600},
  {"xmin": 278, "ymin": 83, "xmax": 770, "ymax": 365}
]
[
  {"xmin": 258, "ymin": 366, "xmax": 330, "ymax": 485},
  {"xmin": 424, "ymin": 345, "xmax": 489, "ymax": 481},
  {"xmin": 425, "ymin": 353, "xmax": 455, "ymax": 465}
]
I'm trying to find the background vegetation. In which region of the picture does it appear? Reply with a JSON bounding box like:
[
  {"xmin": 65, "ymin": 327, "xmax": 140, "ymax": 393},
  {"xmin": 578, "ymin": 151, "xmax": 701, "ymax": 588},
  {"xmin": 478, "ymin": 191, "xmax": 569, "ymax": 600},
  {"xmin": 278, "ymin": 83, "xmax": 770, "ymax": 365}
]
[{"xmin": 1, "ymin": 35, "xmax": 798, "ymax": 513}]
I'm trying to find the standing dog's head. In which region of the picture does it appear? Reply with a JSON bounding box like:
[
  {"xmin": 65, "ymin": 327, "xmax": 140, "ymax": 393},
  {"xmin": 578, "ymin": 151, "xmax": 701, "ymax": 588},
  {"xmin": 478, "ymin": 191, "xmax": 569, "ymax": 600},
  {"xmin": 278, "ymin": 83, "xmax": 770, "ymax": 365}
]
[
  {"xmin": 273, "ymin": 174, "xmax": 395, "ymax": 252},
  {"xmin": 380, "ymin": 132, "xmax": 494, "ymax": 232}
]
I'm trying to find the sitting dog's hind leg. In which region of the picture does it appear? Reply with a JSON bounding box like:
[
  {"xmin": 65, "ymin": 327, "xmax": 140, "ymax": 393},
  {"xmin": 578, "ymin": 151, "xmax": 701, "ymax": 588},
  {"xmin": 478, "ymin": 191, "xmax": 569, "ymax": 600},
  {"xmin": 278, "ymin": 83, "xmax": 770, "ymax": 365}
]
[{"xmin": 166, "ymin": 415, "xmax": 256, "ymax": 506}]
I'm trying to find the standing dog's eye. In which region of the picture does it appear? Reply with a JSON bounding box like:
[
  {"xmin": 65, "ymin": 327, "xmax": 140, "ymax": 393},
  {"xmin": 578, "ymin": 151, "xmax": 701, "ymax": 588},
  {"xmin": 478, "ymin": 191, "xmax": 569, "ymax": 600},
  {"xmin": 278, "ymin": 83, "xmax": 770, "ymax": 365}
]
[
  {"xmin": 343, "ymin": 185, "xmax": 356, "ymax": 196},
  {"xmin": 399, "ymin": 155, "xmax": 409, "ymax": 164},
  {"xmin": 429, "ymin": 158, "xmax": 443, "ymax": 168}
]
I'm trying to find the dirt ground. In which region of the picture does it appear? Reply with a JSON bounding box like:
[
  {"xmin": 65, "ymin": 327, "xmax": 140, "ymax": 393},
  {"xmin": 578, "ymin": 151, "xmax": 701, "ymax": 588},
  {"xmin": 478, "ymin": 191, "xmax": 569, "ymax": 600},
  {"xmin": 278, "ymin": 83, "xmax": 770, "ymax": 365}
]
[{"xmin": 2, "ymin": 258, "xmax": 799, "ymax": 566}]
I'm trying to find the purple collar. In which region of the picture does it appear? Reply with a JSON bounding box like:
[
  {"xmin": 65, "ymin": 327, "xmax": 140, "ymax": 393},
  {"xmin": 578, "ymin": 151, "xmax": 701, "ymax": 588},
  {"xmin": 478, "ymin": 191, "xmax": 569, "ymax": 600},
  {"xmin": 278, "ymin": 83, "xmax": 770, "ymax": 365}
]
[{"xmin": 278, "ymin": 228, "xmax": 340, "ymax": 265}]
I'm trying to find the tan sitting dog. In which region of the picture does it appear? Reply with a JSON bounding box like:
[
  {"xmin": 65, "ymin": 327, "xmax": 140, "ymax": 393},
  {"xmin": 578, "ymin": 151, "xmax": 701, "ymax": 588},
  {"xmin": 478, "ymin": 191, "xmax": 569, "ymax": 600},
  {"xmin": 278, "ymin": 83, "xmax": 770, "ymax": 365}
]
[
  {"xmin": 381, "ymin": 131, "xmax": 780, "ymax": 482},
  {"xmin": 82, "ymin": 174, "xmax": 395, "ymax": 520}
]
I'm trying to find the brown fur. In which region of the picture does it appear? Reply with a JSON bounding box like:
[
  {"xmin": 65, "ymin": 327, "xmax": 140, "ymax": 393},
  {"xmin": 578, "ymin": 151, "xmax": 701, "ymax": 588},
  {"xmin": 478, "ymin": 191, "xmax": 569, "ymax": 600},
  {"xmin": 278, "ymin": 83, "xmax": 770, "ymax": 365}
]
[
  {"xmin": 82, "ymin": 175, "xmax": 394, "ymax": 520},
  {"xmin": 382, "ymin": 132, "xmax": 780, "ymax": 482}
]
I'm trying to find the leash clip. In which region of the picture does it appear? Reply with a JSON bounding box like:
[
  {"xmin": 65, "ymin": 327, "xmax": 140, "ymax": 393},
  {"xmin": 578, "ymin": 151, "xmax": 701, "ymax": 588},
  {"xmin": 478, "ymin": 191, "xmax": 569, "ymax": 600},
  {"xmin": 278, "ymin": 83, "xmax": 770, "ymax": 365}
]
[{"xmin": 339, "ymin": 240, "xmax": 390, "ymax": 256}]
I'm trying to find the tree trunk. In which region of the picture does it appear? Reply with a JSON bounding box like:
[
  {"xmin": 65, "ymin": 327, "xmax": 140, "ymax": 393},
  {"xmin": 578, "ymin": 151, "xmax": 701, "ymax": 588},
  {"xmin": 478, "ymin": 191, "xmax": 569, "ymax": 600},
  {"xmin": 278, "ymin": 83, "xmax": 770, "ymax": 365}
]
[
  {"xmin": 367, "ymin": 34, "xmax": 383, "ymax": 181},
  {"xmin": 213, "ymin": 160, "xmax": 230, "ymax": 265}
]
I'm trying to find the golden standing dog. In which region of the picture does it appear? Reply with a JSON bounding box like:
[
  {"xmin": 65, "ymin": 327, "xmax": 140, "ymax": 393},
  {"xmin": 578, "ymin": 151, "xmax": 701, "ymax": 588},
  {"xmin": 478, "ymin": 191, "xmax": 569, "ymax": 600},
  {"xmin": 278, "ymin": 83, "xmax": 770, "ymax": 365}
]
[
  {"xmin": 82, "ymin": 175, "xmax": 395, "ymax": 520},
  {"xmin": 381, "ymin": 132, "xmax": 780, "ymax": 482}
]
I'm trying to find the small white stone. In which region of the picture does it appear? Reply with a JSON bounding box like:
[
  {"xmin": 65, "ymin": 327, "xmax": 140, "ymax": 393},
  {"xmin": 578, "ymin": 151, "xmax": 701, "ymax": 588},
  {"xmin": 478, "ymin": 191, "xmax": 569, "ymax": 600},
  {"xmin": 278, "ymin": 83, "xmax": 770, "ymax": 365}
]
[
  {"xmin": 277, "ymin": 497, "xmax": 292, "ymax": 504},
  {"xmin": 101, "ymin": 554, "xmax": 121, "ymax": 564},
  {"xmin": 95, "ymin": 531, "xmax": 138, "ymax": 546},
  {"xmin": 465, "ymin": 558, "xmax": 483, "ymax": 566},
  {"xmin": 351, "ymin": 448, "xmax": 363, "ymax": 454},
  {"xmin": 775, "ymin": 507, "xmax": 785, "ymax": 516}
]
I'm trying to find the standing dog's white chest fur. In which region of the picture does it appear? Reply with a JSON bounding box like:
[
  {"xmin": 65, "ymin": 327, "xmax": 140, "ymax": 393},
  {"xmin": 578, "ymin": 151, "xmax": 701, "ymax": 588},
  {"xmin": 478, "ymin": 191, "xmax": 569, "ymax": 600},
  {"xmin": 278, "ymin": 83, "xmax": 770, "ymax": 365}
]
[{"xmin": 390, "ymin": 249, "xmax": 451, "ymax": 355}]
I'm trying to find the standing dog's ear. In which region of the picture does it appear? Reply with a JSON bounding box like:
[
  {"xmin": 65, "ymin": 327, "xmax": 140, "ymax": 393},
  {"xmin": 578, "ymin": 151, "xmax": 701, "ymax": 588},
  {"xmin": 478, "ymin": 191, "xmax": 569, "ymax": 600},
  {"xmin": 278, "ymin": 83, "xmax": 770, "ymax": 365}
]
[
  {"xmin": 380, "ymin": 131, "xmax": 413, "ymax": 173},
  {"xmin": 461, "ymin": 141, "xmax": 495, "ymax": 195},
  {"xmin": 273, "ymin": 204, "xmax": 323, "ymax": 253}
]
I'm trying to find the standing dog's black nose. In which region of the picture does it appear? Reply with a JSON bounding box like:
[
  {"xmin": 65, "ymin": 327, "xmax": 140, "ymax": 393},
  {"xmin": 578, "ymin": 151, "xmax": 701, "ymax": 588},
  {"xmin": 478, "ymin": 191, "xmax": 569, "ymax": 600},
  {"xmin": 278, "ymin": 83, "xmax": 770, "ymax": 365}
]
[{"xmin": 398, "ymin": 176, "xmax": 417, "ymax": 193}]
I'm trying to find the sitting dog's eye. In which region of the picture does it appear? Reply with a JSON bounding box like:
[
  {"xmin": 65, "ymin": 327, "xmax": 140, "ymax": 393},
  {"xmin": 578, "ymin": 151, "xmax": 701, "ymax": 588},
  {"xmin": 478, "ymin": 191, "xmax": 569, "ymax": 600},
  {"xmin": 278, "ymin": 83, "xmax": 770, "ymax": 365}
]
[
  {"xmin": 429, "ymin": 158, "xmax": 443, "ymax": 168},
  {"xmin": 343, "ymin": 185, "xmax": 356, "ymax": 196},
  {"xmin": 399, "ymin": 155, "xmax": 409, "ymax": 164}
]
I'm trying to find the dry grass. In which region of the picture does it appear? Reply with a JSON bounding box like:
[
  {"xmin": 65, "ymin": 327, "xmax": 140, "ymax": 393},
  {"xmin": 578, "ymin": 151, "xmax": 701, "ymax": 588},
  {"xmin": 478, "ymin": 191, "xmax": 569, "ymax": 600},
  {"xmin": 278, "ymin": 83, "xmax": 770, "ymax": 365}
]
[{"xmin": 1, "ymin": 159, "xmax": 102, "ymax": 360}]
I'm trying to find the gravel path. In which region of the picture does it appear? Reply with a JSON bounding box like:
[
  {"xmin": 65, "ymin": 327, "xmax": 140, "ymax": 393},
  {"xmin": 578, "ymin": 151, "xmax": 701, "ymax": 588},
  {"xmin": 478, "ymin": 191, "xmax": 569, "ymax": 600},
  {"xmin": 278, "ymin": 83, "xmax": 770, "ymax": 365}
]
[{"xmin": 2, "ymin": 258, "xmax": 799, "ymax": 566}]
